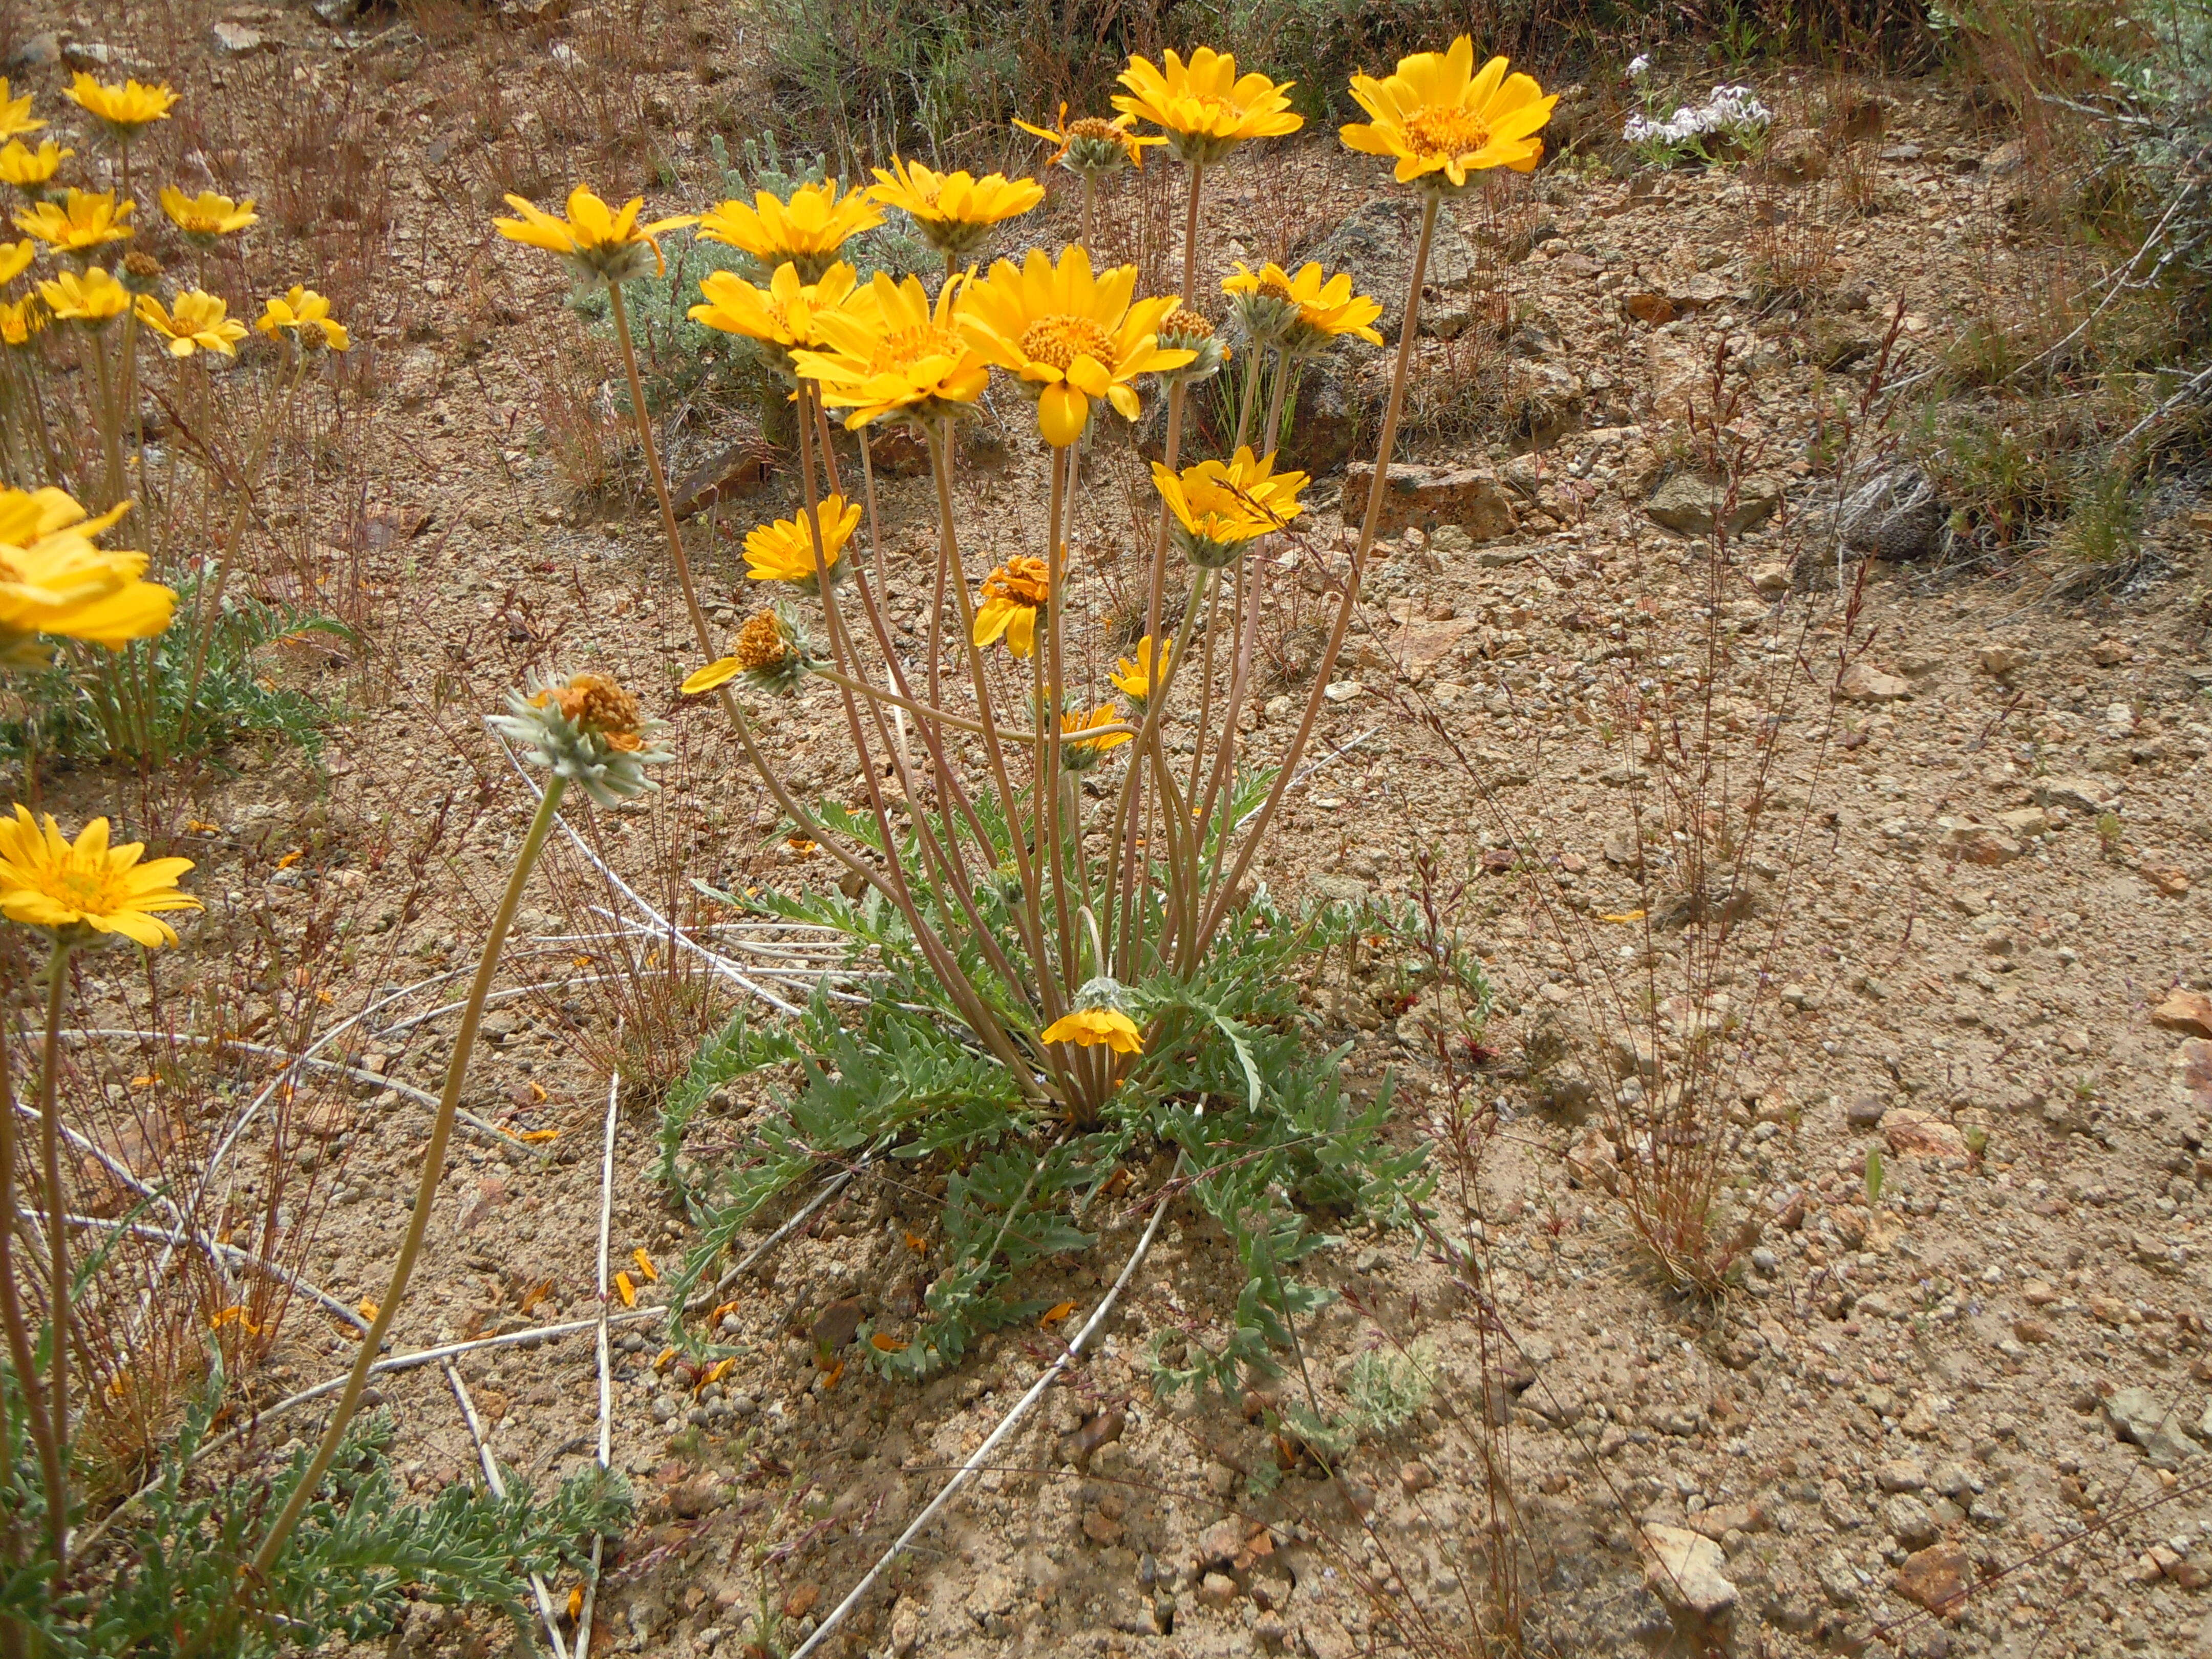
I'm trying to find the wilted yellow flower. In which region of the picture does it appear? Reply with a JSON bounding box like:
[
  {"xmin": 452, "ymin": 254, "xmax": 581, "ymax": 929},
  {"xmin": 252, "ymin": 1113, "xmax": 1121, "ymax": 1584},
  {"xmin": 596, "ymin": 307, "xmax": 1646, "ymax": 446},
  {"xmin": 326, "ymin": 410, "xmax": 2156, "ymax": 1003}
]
[
  {"xmin": 1039, "ymin": 1005, "xmax": 1143, "ymax": 1054},
  {"xmin": 1110, "ymin": 635, "xmax": 1171, "ymax": 704},
  {"xmin": 688, "ymin": 259, "xmax": 857, "ymax": 366},
  {"xmin": 1014, "ymin": 103, "xmax": 1161, "ymax": 175},
  {"xmin": 1222, "ymin": 260, "xmax": 1382, "ymax": 354},
  {"xmin": 743, "ymin": 495, "xmax": 860, "ymax": 590},
  {"xmin": 159, "ymin": 186, "xmax": 257, "ymax": 243},
  {"xmin": 791, "ymin": 269, "xmax": 989, "ymax": 431},
  {"xmin": 0, "ymin": 297, "xmax": 39, "ymax": 347},
  {"xmin": 0, "ymin": 139, "xmax": 69, "ymax": 194},
  {"xmin": 0, "ymin": 806, "xmax": 199, "ymax": 948},
  {"xmin": 1152, "ymin": 445, "xmax": 1309, "ymax": 567},
  {"xmin": 257, "ymin": 285, "xmax": 349, "ymax": 351},
  {"xmin": 684, "ymin": 608, "xmax": 812, "ymax": 697},
  {"xmin": 63, "ymin": 74, "xmax": 179, "ymax": 141},
  {"xmin": 494, "ymin": 185, "xmax": 695, "ymax": 287},
  {"xmin": 14, "ymin": 187, "xmax": 132, "ymax": 254},
  {"xmin": 971, "ymin": 556, "xmax": 1051, "ymax": 658},
  {"xmin": 37, "ymin": 265, "xmax": 129, "ymax": 325},
  {"xmin": 1058, "ymin": 703, "xmax": 1131, "ymax": 771},
  {"xmin": 136, "ymin": 290, "xmax": 247, "ymax": 357},
  {"xmin": 493, "ymin": 670, "xmax": 672, "ymax": 807},
  {"xmin": 0, "ymin": 78, "xmax": 42, "ymax": 141},
  {"xmin": 1342, "ymin": 38, "xmax": 1556, "ymax": 189},
  {"xmin": 0, "ymin": 238, "xmax": 29, "ymax": 285},
  {"xmin": 0, "ymin": 488, "xmax": 176, "ymax": 655},
  {"xmin": 869, "ymin": 157, "xmax": 1043, "ymax": 258},
  {"xmin": 1113, "ymin": 48, "xmax": 1303, "ymax": 164},
  {"xmin": 696, "ymin": 180, "xmax": 881, "ymax": 282},
  {"xmin": 959, "ymin": 245, "xmax": 1190, "ymax": 447}
]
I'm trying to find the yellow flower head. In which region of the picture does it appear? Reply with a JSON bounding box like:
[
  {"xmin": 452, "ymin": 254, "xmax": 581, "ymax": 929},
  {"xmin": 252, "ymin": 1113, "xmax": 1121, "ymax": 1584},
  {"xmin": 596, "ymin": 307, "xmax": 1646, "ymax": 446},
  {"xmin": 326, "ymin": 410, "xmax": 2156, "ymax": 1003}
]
[
  {"xmin": 959, "ymin": 244, "xmax": 1192, "ymax": 447},
  {"xmin": 0, "ymin": 296, "xmax": 40, "ymax": 347},
  {"xmin": 1039, "ymin": 1005, "xmax": 1143, "ymax": 1054},
  {"xmin": 696, "ymin": 180, "xmax": 881, "ymax": 283},
  {"xmin": 971, "ymin": 556, "xmax": 1052, "ymax": 658},
  {"xmin": 743, "ymin": 495, "xmax": 860, "ymax": 592},
  {"xmin": 1058, "ymin": 702, "xmax": 1131, "ymax": 772},
  {"xmin": 14, "ymin": 187, "xmax": 131, "ymax": 254},
  {"xmin": 1014, "ymin": 103, "xmax": 1162, "ymax": 176},
  {"xmin": 869, "ymin": 157, "xmax": 1043, "ymax": 258},
  {"xmin": 1222, "ymin": 260, "xmax": 1382, "ymax": 354},
  {"xmin": 0, "ymin": 238, "xmax": 30, "ymax": 286},
  {"xmin": 0, "ymin": 488, "xmax": 175, "ymax": 656},
  {"xmin": 159, "ymin": 186, "xmax": 257, "ymax": 243},
  {"xmin": 0, "ymin": 78, "xmax": 44, "ymax": 141},
  {"xmin": 37, "ymin": 265, "xmax": 129, "ymax": 325},
  {"xmin": 791, "ymin": 268, "xmax": 990, "ymax": 431},
  {"xmin": 0, "ymin": 806, "xmax": 199, "ymax": 948},
  {"xmin": 1113, "ymin": 48, "xmax": 1303, "ymax": 164},
  {"xmin": 1342, "ymin": 38, "xmax": 1556, "ymax": 191},
  {"xmin": 1110, "ymin": 634, "xmax": 1171, "ymax": 704},
  {"xmin": 63, "ymin": 74, "xmax": 179, "ymax": 141},
  {"xmin": 136, "ymin": 290, "xmax": 247, "ymax": 357},
  {"xmin": 1152, "ymin": 445, "xmax": 1309, "ymax": 568},
  {"xmin": 0, "ymin": 139, "xmax": 70, "ymax": 194},
  {"xmin": 494, "ymin": 185, "xmax": 695, "ymax": 288},
  {"xmin": 257, "ymin": 285, "xmax": 349, "ymax": 351},
  {"xmin": 688, "ymin": 259, "xmax": 857, "ymax": 372}
]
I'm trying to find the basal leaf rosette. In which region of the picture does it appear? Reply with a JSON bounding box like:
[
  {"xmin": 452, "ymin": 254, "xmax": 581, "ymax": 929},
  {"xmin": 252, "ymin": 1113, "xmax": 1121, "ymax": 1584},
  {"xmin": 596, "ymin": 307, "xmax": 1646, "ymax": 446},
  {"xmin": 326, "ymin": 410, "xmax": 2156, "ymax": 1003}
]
[
  {"xmin": 959, "ymin": 245, "xmax": 1191, "ymax": 448},
  {"xmin": 491, "ymin": 670, "xmax": 671, "ymax": 809},
  {"xmin": 1040, "ymin": 974, "xmax": 1144, "ymax": 1054},
  {"xmin": 1341, "ymin": 37, "xmax": 1557, "ymax": 194}
]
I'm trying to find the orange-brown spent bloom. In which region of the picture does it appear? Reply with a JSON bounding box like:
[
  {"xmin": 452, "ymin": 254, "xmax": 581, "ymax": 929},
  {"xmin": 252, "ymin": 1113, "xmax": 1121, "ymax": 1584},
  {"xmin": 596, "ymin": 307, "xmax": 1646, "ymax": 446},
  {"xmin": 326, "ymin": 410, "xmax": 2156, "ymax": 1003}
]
[
  {"xmin": 531, "ymin": 671, "xmax": 644, "ymax": 748},
  {"xmin": 735, "ymin": 610, "xmax": 791, "ymax": 671}
]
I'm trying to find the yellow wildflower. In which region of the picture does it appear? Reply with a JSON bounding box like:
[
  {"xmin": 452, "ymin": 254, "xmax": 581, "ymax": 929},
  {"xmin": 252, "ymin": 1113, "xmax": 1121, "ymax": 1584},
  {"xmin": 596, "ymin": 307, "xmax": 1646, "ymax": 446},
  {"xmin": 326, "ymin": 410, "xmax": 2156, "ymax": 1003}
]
[
  {"xmin": 257, "ymin": 285, "xmax": 349, "ymax": 351},
  {"xmin": 1058, "ymin": 703, "xmax": 1131, "ymax": 771},
  {"xmin": 1109, "ymin": 635, "xmax": 1171, "ymax": 704},
  {"xmin": 493, "ymin": 184, "xmax": 695, "ymax": 287},
  {"xmin": 1113, "ymin": 48, "xmax": 1303, "ymax": 164},
  {"xmin": 1222, "ymin": 260, "xmax": 1382, "ymax": 354},
  {"xmin": 0, "ymin": 139, "xmax": 70, "ymax": 194},
  {"xmin": 0, "ymin": 78, "xmax": 42, "ymax": 141},
  {"xmin": 62, "ymin": 74, "xmax": 179, "ymax": 141},
  {"xmin": 688, "ymin": 259, "xmax": 857, "ymax": 369},
  {"xmin": 1014, "ymin": 103, "xmax": 1161, "ymax": 175},
  {"xmin": 868, "ymin": 157, "xmax": 1043, "ymax": 258},
  {"xmin": 158, "ymin": 186, "xmax": 257, "ymax": 243},
  {"xmin": 742, "ymin": 495, "xmax": 860, "ymax": 589},
  {"xmin": 1152, "ymin": 445, "xmax": 1309, "ymax": 567},
  {"xmin": 791, "ymin": 269, "xmax": 989, "ymax": 431},
  {"xmin": 37, "ymin": 265, "xmax": 129, "ymax": 325},
  {"xmin": 958, "ymin": 245, "xmax": 1190, "ymax": 447},
  {"xmin": 1341, "ymin": 38, "xmax": 1556, "ymax": 190},
  {"xmin": 0, "ymin": 296, "xmax": 39, "ymax": 347},
  {"xmin": 1039, "ymin": 1006, "xmax": 1143, "ymax": 1054},
  {"xmin": 0, "ymin": 487, "xmax": 176, "ymax": 653},
  {"xmin": 971, "ymin": 556, "xmax": 1051, "ymax": 658},
  {"xmin": 0, "ymin": 806, "xmax": 199, "ymax": 948},
  {"xmin": 136, "ymin": 290, "xmax": 247, "ymax": 357},
  {"xmin": 14, "ymin": 187, "xmax": 131, "ymax": 254},
  {"xmin": 695, "ymin": 180, "xmax": 881, "ymax": 282}
]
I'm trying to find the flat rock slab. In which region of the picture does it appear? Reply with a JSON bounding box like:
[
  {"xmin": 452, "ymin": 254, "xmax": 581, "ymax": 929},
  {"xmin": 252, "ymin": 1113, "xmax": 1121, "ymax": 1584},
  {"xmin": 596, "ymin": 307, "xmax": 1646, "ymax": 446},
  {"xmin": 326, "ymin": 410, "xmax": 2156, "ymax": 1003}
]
[
  {"xmin": 1881, "ymin": 1107, "xmax": 1967, "ymax": 1159},
  {"xmin": 1645, "ymin": 471, "xmax": 1781, "ymax": 535},
  {"xmin": 1344, "ymin": 462, "xmax": 1518, "ymax": 540},
  {"xmin": 2153, "ymin": 990, "xmax": 2212, "ymax": 1039},
  {"xmin": 1642, "ymin": 1524, "xmax": 1737, "ymax": 1618},
  {"xmin": 2106, "ymin": 1386, "xmax": 2200, "ymax": 1471},
  {"xmin": 1892, "ymin": 1542, "xmax": 1970, "ymax": 1615}
]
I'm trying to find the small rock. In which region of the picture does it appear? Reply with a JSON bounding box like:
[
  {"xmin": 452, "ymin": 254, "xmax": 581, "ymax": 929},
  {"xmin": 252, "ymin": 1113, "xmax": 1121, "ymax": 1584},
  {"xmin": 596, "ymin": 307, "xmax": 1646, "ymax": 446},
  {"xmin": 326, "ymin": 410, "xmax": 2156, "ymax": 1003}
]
[
  {"xmin": 1081, "ymin": 1511, "xmax": 1124, "ymax": 1544},
  {"xmin": 1195, "ymin": 1572, "xmax": 1240, "ymax": 1610},
  {"xmin": 669, "ymin": 1475, "xmax": 727, "ymax": 1518},
  {"xmin": 2033, "ymin": 775, "xmax": 2115, "ymax": 814},
  {"xmin": 1323, "ymin": 679, "xmax": 1363, "ymax": 703},
  {"xmin": 1643, "ymin": 1524, "xmax": 1738, "ymax": 1618},
  {"xmin": 2154, "ymin": 990, "xmax": 2212, "ymax": 1039},
  {"xmin": 2105, "ymin": 1387, "xmax": 2200, "ymax": 1471},
  {"xmin": 1995, "ymin": 806, "xmax": 2048, "ymax": 837},
  {"xmin": 1840, "ymin": 466, "xmax": 1947, "ymax": 561},
  {"xmin": 1837, "ymin": 662, "xmax": 1911, "ymax": 703},
  {"xmin": 1196, "ymin": 1518, "xmax": 1246, "ymax": 1568},
  {"xmin": 1750, "ymin": 560, "xmax": 1791, "ymax": 597},
  {"xmin": 1876, "ymin": 1459, "xmax": 1928, "ymax": 1493},
  {"xmin": 209, "ymin": 21, "xmax": 264, "ymax": 52},
  {"xmin": 1892, "ymin": 1542, "xmax": 1970, "ymax": 1616},
  {"xmin": 1882, "ymin": 1107, "xmax": 1967, "ymax": 1158},
  {"xmin": 1938, "ymin": 822, "xmax": 2023, "ymax": 865},
  {"xmin": 1882, "ymin": 1494, "xmax": 1941, "ymax": 1549},
  {"xmin": 9, "ymin": 32, "xmax": 62, "ymax": 68},
  {"xmin": 810, "ymin": 1298, "xmax": 862, "ymax": 1351},
  {"xmin": 1342, "ymin": 461, "xmax": 1519, "ymax": 540},
  {"xmin": 1846, "ymin": 1095, "xmax": 1888, "ymax": 1131},
  {"xmin": 1645, "ymin": 471, "xmax": 1783, "ymax": 536},
  {"xmin": 1978, "ymin": 644, "xmax": 2028, "ymax": 676},
  {"xmin": 1399, "ymin": 1461, "xmax": 1434, "ymax": 1495},
  {"xmin": 2143, "ymin": 863, "xmax": 2190, "ymax": 898},
  {"xmin": 2090, "ymin": 637, "xmax": 2131, "ymax": 667}
]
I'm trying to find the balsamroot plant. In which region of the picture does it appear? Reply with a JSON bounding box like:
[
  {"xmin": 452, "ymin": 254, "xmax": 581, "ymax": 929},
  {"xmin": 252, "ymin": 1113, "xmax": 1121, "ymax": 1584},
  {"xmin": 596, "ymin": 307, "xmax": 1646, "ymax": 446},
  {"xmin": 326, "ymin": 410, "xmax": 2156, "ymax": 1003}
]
[{"xmin": 506, "ymin": 39, "xmax": 1557, "ymax": 1379}]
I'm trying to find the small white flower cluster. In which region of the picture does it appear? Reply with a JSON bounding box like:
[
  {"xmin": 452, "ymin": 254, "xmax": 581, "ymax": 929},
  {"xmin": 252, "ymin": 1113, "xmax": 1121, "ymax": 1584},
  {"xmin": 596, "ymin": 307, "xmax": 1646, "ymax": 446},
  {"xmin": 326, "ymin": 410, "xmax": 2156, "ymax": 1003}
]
[
  {"xmin": 1622, "ymin": 83, "xmax": 1773, "ymax": 151},
  {"xmin": 1626, "ymin": 53, "xmax": 1652, "ymax": 80}
]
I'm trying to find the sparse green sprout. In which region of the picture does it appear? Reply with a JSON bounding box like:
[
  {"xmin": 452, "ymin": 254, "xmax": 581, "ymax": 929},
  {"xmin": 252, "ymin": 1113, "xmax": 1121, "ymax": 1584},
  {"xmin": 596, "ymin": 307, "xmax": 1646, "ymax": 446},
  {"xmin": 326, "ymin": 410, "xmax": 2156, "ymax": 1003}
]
[
  {"xmin": 1344, "ymin": 1343, "xmax": 1436, "ymax": 1436},
  {"xmin": 1864, "ymin": 1144, "xmax": 1885, "ymax": 1211}
]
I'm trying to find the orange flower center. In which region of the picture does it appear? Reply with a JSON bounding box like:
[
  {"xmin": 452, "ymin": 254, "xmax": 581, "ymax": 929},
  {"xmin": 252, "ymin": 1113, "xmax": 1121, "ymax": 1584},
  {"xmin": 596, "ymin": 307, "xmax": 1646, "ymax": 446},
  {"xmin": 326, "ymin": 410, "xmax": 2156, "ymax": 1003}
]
[
  {"xmin": 867, "ymin": 322, "xmax": 963, "ymax": 375},
  {"xmin": 534, "ymin": 672, "xmax": 643, "ymax": 737},
  {"xmin": 1405, "ymin": 105, "xmax": 1492, "ymax": 159},
  {"xmin": 982, "ymin": 556, "xmax": 1051, "ymax": 607},
  {"xmin": 1163, "ymin": 308, "xmax": 1214, "ymax": 339},
  {"xmin": 735, "ymin": 610, "xmax": 790, "ymax": 670},
  {"xmin": 1019, "ymin": 314, "xmax": 1115, "ymax": 374},
  {"xmin": 1069, "ymin": 118, "xmax": 1124, "ymax": 142}
]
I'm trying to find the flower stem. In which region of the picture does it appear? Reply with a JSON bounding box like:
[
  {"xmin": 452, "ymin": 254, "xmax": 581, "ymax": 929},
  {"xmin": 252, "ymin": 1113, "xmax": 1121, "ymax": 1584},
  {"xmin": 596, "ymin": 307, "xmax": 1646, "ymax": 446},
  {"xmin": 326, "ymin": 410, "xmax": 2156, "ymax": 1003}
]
[
  {"xmin": 35, "ymin": 942, "xmax": 72, "ymax": 1576},
  {"xmin": 0, "ymin": 969, "xmax": 65, "ymax": 1583},
  {"xmin": 246, "ymin": 777, "xmax": 567, "ymax": 1586},
  {"xmin": 607, "ymin": 284, "xmax": 716, "ymax": 659},
  {"xmin": 1197, "ymin": 191, "xmax": 1440, "ymax": 956}
]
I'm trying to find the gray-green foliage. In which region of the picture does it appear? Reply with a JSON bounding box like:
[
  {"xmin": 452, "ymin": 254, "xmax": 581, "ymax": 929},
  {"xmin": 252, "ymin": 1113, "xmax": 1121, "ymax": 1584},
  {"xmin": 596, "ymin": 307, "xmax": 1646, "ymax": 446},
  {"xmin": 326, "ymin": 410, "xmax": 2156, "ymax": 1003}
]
[
  {"xmin": 0, "ymin": 1386, "xmax": 630, "ymax": 1657},
  {"xmin": 657, "ymin": 881, "xmax": 1432, "ymax": 1393}
]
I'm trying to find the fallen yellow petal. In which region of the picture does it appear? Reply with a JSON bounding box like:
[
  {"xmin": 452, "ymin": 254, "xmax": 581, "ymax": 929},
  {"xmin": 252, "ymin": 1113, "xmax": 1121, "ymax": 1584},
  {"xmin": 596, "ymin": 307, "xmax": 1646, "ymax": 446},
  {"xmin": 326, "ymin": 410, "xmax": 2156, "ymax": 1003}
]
[
  {"xmin": 681, "ymin": 657, "xmax": 741, "ymax": 695},
  {"xmin": 518, "ymin": 1129, "xmax": 560, "ymax": 1143},
  {"xmin": 276, "ymin": 848, "xmax": 304, "ymax": 869},
  {"xmin": 529, "ymin": 1080, "xmax": 547, "ymax": 1103},
  {"xmin": 708, "ymin": 1298, "xmax": 742, "ymax": 1323},
  {"xmin": 633, "ymin": 1247, "xmax": 659, "ymax": 1282},
  {"xmin": 131, "ymin": 1073, "xmax": 155, "ymax": 1087},
  {"xmin": 567, "ymin": 1585, "xmax": 583, "ymax": 1620},
  {"xmin": 1599, "ymin": 909, "xmax": 1647, "ymax": 924},
  {"xmin": 1039, "ymin": 1301, "xmax": 1076, "ymax": 1327},
  {"xmin": 614, "ymin": 1271, "xmax": 636, "ymax": 1307},
  {"xmin": 904, "ymin": 1231, "xmax": 929, "ymax": 1252},
  {"xmin": 652, "ymin": 1346, "xmax": 676, "ymax": 1371},
  {"xmin": 572, "ymin": 954, "xmax": 595, "ymax": 968},
  {"xmin": 700, "ymin": 1356, "xmax": 736, "ymax": 1389},
  {"xmin": 186, "ymin": 819, "xmax": 222, "ymax": 834},
  {"xmin": 821, "ymin": 1358, "xmax": 844, "ymax": 1389},
  {"xmin": 357, "ymin": 1299, "xmax": 379, "ymax": 1323},
  {"xmin": 870, "ymin": 1331, "xmax": 908, "ymax": 1352},
  {"xmin": 519, "ymin": 1280, "xmax": 551, "ymax": 1314}
]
